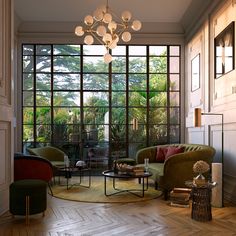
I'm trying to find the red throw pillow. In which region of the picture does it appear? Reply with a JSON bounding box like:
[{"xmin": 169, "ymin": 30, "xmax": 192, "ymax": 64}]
[
  {"xmin": 165, "ymin": 146, "xmax": 185, "ymax": 161},
  {"xmin": 156, "ymin": 147, "xmax": 168, "ymax": 163}
]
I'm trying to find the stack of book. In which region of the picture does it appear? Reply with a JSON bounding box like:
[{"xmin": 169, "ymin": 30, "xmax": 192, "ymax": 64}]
[
  {"xmin": 117, "ymin": 164, "xmax": 145, "ymax": 175},
  {"xmin": 169, "ymin": 188, "xmax": 191, "ymax": 207}
]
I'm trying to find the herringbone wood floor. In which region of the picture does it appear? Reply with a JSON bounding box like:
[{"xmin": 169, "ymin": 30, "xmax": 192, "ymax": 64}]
[{"xmin": 1, "ymin": 181, "xmax": 236, "ymax": 236}]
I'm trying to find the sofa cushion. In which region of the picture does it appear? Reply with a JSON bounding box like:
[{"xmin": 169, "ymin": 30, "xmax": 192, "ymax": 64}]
[
  {"xmin": 156, "ymin": 147, "xmax": 168, "ymax": 163},
  {"xmin": 165, "ymin": 146, "xmax": 185, "ymax": 161}
]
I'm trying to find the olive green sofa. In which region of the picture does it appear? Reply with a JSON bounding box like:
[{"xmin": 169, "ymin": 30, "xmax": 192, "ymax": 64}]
[{"xmin": 135, "ymin": 144, "xmax": 215, "ymax": 199}]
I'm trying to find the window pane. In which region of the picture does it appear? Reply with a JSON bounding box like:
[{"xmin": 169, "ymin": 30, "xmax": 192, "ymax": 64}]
[
  {"xmin": 36, "ymin": 56, "xmax": 51, "ymax": 72},
  {"xmin": 170, "ymin": 108, "xmax": 180, "ymax": 124},
  {"xmin": 112, "ymin": 57, "xmax": 126, "ymax": 73},
  {"xmin": 149, "ymin": 108, "xmax": 167, "ymax": 124},
  {"xmin": 36, "ymin": 91, "xmax": 51, "ymax": 106},
  {"xmin": 23, "ymin": 56, "xmax": 34, "ymax": 72},
  {"xmin": 170, "ymin": 74, "xmax": 179, "ymax": 91},
  {"xmin": 37, "ymin": 125, "xmax": 51, "ymax": 142},
  {"xmin": 23, "ymin": 125, "xmax": 34, "ymax": 142},
  {"xmin": 112, "ymin": 46, "xmax": 126, "ymax": 55},
  {"xmin": 129, "ymin": 91, "xmax": 147, "ymax": 106},
  {"xmin": 128, "ymin": 108, "xmax": 147, "ymax": 124},
  {"xmin": 23, "ymin": 73, "xmax": 34, "ymax": 90},
  {"xmin": 149, "ymin": 125, "xmax": 167, "ymax": 145},
  {"xmin": 54, "ymin": 73, "xmax": 80, "ymax": 90},
  {"xmin": 36, "ymin": 73, "xmax": 51, "ymax": 90},
  {"xmin": 129, "ymin": 126, "xmax": 146, "ymax": 142},
  {"xmin": 170, "ymin": 125, "xmax": 180, "ymax": 143},
  {"xmin": 23, "ymin": 108, "xmax": 34, "ymax": 124},
  {"xmin": 149, "ymin": 74, "xmax": 167, "ymax": 91},
  {"xmin": 169, "ymin": 57, "xmax": 179, "ymax": 73},
  {"xmin": 112, "ymin": 74, "xmax": 126, "ymax": 90},
  {"xmin": 36, "ymin": 45, "xmax": 51, "ymax": 55},
  {"xmin": 83, "ymin": 74, "xmax": 108, "ymax": 90},
  {"xmin": 53, "ymin": 45, "xmax": 80, "ymax": 55},
  {"xmin": 112, "ymin": 92, "xmax": 126, "ymax": 106},
  {"xmin": 170, "ymin": 92, "xmax": 179, "ymax": 106},
  {"xmin": 150, "ymin": 46, "xmax": 167, "ymax": 56},
  {"xmin": 111, "ymin": 108, "xmax": 126, "ymax": 124},
  {"xmin": 54, "ymin": 56, "xmax": 80, "ymax": 72},
  {"xmin": 83, "ymin": 107, "xmax": 108, "ymax": 124},
  {"xmin": 54, "ymin": 108, "xmax": 80, "ymax": 124},
  {"xmin": 149, "ymin": 92, "xmax": 167, "ymax": 106},
  {"xmin": 83, "ymin": 57, "xmax": 108, "ymax": 72},
  {"xmin": 23, "ymin": 91, "xmax": 34, "ymax": 106},
  {"xmin": 129, "ymin": 46, "xmax": 146, "ymax": 56},
  {"xmin": 170, "ymin": 46, "xmax": 180, "ymax": 56},
  {"xmin": 149, "ymin": 57, "xmax": 167, "ymax": 73},
  {"xmin": 54, "ymin": 92, "xmax": 80, "ymax": 106},
  {"xmin": 36, "ymin": 107, "xmax": 51, "ymax": 124},
  {"xmin": 23, "ymin": 45, "xmax": 34, "ymax": 55},
  {"xmin": 83, "ymin": 92, "xmax": 109, "ymax": 107},
  {"xmin": 83, "ymin": 45, "xmax": 105, "ymax": 55},
  {"xmin": 129, "ymin": 74, "xmax": 147, "ymax": 90},
  {"xmin": 129, "ymin": 57, "xmax": 146, "ymax": 73}
]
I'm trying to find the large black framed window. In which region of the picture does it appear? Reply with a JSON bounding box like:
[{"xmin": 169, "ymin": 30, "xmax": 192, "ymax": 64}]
[{"xmin": 22, "ymin": 44, "xmax": 181, "ymax": 167}]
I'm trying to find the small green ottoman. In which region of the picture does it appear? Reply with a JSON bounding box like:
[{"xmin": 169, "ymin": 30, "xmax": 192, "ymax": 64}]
[
  {"xmin": 9, "ymin": 179, "xmax": 47, "ymax": 224},
  {"xmin": 116, "ymin": 158, "xmax": 136, "ymax": 166}
]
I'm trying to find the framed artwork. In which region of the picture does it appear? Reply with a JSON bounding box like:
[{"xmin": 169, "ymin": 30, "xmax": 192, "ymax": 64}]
[
  {"xmin": 191, "ymin": 53, "xmax": 200, "ymax": 92},
  {"xmin": 214, "ymin": 21, "xmax": 235, "ymax": 79}
]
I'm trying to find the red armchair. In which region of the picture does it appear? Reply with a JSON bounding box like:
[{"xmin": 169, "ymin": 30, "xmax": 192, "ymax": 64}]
[{"xmin": 14, "ymin": 153, "xmax": 54, "ymax": 195}]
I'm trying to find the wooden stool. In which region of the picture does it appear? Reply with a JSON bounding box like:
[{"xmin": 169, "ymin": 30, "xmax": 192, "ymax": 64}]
[{"xmin": 9, "ymin": 179, "xmax": 47, "ymax": 224}]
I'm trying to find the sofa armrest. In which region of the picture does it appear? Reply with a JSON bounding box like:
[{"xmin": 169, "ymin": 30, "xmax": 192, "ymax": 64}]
[
  {"xmin": 161, "ymin": 149, "xmax": 214, "ymax": 190},
  {"xmin": 135, "ymin": 146, "xmax": 157, "ymax": 164}
]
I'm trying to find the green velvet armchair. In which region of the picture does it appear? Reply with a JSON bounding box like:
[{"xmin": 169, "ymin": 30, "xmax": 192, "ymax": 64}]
[
  {"xmin": 27, "ymin": 146, "xmax": 66, "ymax": 176},
  {"xmin": 135, "ymin": 144, "xmax": 215, "ymax": 199}
]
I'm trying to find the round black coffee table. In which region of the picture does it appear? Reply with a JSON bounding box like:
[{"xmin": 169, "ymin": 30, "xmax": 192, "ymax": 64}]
[{"xmin": 102, "ymin": 170, "xmax": 152, "ymax": 197}]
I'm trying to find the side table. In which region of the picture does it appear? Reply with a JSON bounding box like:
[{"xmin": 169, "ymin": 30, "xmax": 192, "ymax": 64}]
[{"xmin": 185, "ymin": 181, "xmax": 217, "ymax": 222}]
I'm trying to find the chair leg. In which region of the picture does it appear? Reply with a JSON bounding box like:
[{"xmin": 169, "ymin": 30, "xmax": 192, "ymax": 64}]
[
  {"xmin": 155, "ymin": 181, "xmax": 158, "ymax": 190},
  {"xmin": 25, "ymin": 195, "xmax": 30, "ymax": 225},
  {"xmin": 163, "ymin": 190, "xmax": 169, "ymax": 200},
  {"xmin": 48, "ymin": 183, "xmax": 53, "ymax": 196}
]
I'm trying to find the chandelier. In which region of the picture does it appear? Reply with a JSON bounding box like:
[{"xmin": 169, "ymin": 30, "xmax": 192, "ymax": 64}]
[{"xmin": 74, "ymin": 0, "xmax": 142, "ymax": 63}]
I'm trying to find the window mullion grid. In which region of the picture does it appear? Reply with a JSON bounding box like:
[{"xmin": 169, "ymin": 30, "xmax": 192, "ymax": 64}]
[
  {"xmin": 146, "ymin": 46, "xmax": 150, "ymax": 147},
  {"xmin": 125, "ymin": 45, "xmax": 129, "ymax": 157},
  {"xmin": 108, "ymin": 50, "xmax": 112, "ymax": 168},
  {"xmin": 167, "ymin": 46, "xmax": 170, "ymax": 144},
  {"xmin": 50, "ymin": 44, "xmax": 54, "ymax": 145},
  {"xmin": 33, "ymin": 44, "xmax": 37, "ymax": 147}
]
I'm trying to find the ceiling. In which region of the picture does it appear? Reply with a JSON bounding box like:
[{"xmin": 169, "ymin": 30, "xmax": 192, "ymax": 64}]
[{"xmin": 14, "ymin": 0, "xmax": 216, "ymax": 35}]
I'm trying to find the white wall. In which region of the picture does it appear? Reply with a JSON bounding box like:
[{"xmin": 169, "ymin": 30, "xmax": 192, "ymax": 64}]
[{"xmin": 185, "ymin": 0, "xmax": 236, "ymax": 204}]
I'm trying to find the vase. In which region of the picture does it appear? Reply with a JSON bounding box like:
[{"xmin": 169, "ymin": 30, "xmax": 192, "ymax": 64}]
[{"xmin": 194, "ymin": 173, "xmax": 206, "ymax": 186}]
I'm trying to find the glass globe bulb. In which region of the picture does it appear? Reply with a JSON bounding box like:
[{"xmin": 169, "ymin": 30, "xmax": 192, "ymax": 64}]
[
  {"xmin": 75, "ymin": 26, "xmax": 84, "ymax": 36},
  {"xmin": 93, "ymin": 9, "xmax": 103, "ymax": 21},
  {"xmin": 122, "ymin": 31, "xmax": 131, "ymax": 42},
  {"xmin": 131, "ymin": 20, "xmax": 142, "ymax": 31},
  {"xmin": 108, "ymin": 41, "xmax": 117, "ymax": 49},
  {"xmin": 113, "ymin": 34, "xmax": 119, "ymax": 43},
  {"xmin": 121, "ymin": 11, "xmax": 132, "ymax": 22},
  {"xmin": 96, "ymin": 25, "xmax": 106, "ymax": 36},
  {"xmin": 108, "ymin": 21, "xmax": 117, "ymax": 32},
  {"xmin": 104, "ymin": 52, "xmax": 112, "ymax": 64},
  {"xmin": 84, "ymin": 35, "xmax": 94, "ymax": 45},
  {"xmin": 102, "ymin": 33, "xmax": 112, "ymax": 44},
  {"xmin": 103, "ymin": 13, "xmax": 112, "ymax": 23},
  {"xmin": 84, "ymin": 15, "xmax": 94, "ymax": 26}
]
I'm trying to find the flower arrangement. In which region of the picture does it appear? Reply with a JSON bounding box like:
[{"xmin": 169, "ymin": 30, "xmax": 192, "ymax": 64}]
[{"xmin": 193, "ymin": 160, "xmax": 210, "ymax": 174}]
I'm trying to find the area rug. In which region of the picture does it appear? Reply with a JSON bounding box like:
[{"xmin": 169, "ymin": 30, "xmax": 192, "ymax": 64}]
[{"xmin": 51, "ymin": 176, "xmax": 162, "ymax": 203}]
